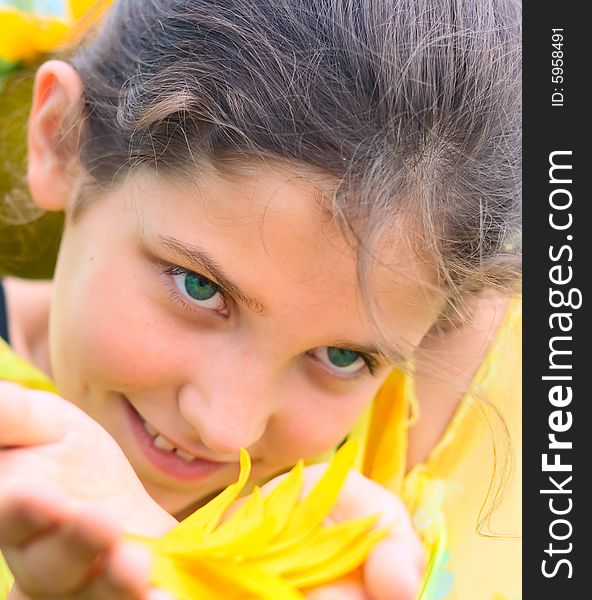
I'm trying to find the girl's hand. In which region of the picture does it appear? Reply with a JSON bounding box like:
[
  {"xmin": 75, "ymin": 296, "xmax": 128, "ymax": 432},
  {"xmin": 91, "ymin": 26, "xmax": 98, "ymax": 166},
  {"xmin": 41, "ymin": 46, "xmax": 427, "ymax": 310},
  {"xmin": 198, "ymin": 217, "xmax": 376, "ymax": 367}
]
[
  {"xmin": 0, "ymin": 381, "xmax": 177, "ymax": 600},
  {"xmin": 262, "ymin": 464, "xmax": 426, "ymax": 600},
  {"xmin": 0, "ymin": 381, "xmax": 425, "ymax": 599}
]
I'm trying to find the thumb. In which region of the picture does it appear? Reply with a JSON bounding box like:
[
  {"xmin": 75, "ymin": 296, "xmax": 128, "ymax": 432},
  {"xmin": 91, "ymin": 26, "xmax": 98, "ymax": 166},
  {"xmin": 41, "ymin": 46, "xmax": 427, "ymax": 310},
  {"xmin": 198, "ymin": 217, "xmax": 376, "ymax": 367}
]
[
  {"xmin": 304, "ymin": 571, "xmax": 367, "ymax": 599},
  {"xmin": 364, "ymin": 533, "xmax": 426, "ymax": 600},
  {"xmin": 332, "ymin": 472, "xmax": 425, "ymax": 600},
  {"xmin": 0, "ymin": 382, "xmax": 67, "ymax": 447}
]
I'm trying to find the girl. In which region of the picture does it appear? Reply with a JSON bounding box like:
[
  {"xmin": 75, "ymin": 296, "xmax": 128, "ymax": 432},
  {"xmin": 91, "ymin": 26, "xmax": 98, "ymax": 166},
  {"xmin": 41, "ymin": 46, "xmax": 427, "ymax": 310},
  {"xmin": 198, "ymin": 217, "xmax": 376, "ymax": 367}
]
[{"xmin": 0, "ymin": 0, "xmax": 522, "ymax": 598}]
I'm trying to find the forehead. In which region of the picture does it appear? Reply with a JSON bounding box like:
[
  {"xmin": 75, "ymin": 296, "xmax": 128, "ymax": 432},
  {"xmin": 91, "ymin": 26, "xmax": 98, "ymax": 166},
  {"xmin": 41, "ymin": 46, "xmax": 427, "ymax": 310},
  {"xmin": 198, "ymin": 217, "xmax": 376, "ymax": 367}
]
[{"xmin": 121, "ymin": 162, "xmax": 441, "ymax": 355}]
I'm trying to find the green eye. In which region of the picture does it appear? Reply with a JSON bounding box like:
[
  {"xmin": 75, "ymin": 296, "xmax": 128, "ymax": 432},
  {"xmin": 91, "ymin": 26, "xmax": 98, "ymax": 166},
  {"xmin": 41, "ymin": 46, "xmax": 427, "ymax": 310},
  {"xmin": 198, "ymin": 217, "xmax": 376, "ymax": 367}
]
[
  {"xmin": 184, "ymin": 273, "xmax": 219, "ymax": 301},
  {"xmin": 326, "ymin": 347, "xmax": 361, "ymax": 368},
  {"xmin": 169, "ymin": 267, "xmax": 227, "ymax": 312},
  {"xmin": 308, "ymin": 346, "xmax": 369, "ymax": 377}
]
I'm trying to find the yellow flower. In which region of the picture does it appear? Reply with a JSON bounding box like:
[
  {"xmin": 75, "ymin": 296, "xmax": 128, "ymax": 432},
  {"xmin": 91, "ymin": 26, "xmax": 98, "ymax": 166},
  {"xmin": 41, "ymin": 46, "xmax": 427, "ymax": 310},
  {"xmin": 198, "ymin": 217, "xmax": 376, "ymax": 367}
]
[
  {"xmin": 0, "ymin": 8, "xmax": 68, "ymax": 62},
  {"xmin": 0, "ymin": 1, "xmax": 112, "ymax": 63},
  {"xmin": 131, "ymin": 440, "xmax": 389, "ymax": 600}
]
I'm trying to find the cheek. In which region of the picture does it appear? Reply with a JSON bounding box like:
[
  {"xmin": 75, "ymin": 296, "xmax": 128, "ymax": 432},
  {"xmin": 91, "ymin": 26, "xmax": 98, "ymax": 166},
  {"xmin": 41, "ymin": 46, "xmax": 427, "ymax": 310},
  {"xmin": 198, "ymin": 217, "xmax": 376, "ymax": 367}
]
[
  {"xmin": 51, "ymin": 259, "xmax": 190, "ymax": 393},
  {"xmin": 270, "ymin": 386, "xmax": 376, "ymax": 464}
]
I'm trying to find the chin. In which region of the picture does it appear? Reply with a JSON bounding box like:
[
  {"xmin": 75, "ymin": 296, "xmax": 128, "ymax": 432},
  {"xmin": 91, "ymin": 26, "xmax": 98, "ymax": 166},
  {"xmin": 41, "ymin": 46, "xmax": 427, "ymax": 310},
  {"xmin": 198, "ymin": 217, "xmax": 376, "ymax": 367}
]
[{"xmin": 144, "ymin": 482, "xmax": 215, "ymax": 518}]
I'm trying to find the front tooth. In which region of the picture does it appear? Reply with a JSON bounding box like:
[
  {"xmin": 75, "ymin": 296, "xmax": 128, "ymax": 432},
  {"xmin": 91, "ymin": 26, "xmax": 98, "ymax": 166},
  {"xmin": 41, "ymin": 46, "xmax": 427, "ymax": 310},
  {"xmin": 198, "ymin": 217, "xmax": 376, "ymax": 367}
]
[
  {"xmin": 153, "ymin": 434, "xmax": 176, "ymax": 452},
  {"xmin": 143, "ymin": 420, "xmax": 158, "ymax": 437},
  {"xmin": 175, "ymin": 448, "xmax": 196, "ymax": 462}
]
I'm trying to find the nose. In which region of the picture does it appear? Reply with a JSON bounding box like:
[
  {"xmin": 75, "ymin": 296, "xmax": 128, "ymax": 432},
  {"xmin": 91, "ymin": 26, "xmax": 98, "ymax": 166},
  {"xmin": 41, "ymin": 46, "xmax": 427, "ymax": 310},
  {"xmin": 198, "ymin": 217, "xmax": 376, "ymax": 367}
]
[{"xmin": 177, "ymin": 378, "xmax": 274, "ymax": 457}]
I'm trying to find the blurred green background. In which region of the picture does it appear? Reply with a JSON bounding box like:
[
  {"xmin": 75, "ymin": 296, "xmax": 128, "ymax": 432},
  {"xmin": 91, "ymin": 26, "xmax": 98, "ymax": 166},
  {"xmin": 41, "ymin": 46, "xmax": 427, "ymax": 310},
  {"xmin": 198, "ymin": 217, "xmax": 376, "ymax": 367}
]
[{"xmin": 1, "ymin": 63, "xmax": 64, "ymax": 279}]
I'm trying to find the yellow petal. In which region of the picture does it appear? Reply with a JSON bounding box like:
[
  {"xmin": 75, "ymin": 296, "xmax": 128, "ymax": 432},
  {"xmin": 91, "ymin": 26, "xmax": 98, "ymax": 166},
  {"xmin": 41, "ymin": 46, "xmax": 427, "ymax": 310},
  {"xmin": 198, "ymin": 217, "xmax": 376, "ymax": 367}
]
[
  {"xmin": 177, "ymin": 487, "xmax": 271, "ymax": 556},
  {"xmin": 259, "ymin": 460, "xmax": 305, "ymax": 538},
  {"xmin": 279, "ymin": 439, "xmax": 358, "ymax": 541},
  {"xmin": 201, "ymin": 462, "xmax": 306, "ymax": 557},
  {"xmin": 161, "ymin": 448, "xmax": 251, "ymax": 546},
  {"xmin": 189, "ymin": 558, "xmax": 306, "ymax": 600},
  {"xmin": 133, "ymin": 440, "xmax": 387, "ymax": 599},
  {"xmin": 286, "ymin": 525, "xmax": 390, "ymax": 588},
  {"xmin": 150, "ymin": 553, "xmax": 213, "ymax": 599},
  {"xmin": 256, "ymin": 515, "xmax": 379, "ymax": 573},
  {"xmin": 153, "ymin": 553, "xmax": 306, "ymax": 600}
]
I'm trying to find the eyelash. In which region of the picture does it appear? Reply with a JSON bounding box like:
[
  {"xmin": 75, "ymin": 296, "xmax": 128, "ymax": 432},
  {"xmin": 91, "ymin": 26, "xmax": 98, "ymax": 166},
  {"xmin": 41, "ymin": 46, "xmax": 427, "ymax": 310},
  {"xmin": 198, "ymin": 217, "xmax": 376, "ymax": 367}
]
[
  {"xmin": 360, "ymin": 355, "xmax": 379, "ymax": 377},
  {"xmin": 327, "ymin": 352, "xmax": 379, "ymax": 378},
  {"xmin": 161, "ymin": 264, "xmax": 229, "ymax": 316},
  {"xmin": 160, "ymin": 263, "xmax": 380, "ymax": 378},
  {"xmin": 306, "ymin": 349, "xmax": 379, "ymax": 379}
]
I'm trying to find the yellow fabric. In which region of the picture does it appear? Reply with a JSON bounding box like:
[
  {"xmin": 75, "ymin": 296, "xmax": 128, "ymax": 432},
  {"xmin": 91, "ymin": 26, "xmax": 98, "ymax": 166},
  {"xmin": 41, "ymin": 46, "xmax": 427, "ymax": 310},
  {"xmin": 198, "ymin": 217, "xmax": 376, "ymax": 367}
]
[
  {"xmin": 0, "ymin": 296, "xmax": 521, "ymax": 599},
  {"xmin": 353, "ymin": 296, "xmax": 522, "ymax": 600}
]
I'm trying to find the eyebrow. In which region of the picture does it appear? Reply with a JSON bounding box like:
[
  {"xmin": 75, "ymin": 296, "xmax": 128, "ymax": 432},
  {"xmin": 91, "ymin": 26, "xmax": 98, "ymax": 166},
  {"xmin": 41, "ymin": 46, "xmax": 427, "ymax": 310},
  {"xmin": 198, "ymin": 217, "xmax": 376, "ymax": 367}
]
[
  {"xmin": 156, "ymin": 234, "xmax": 266, "ymax": 313},
  {"xmin": 155, "ymin": 233, "xmax": 408, "ymax": 365}
]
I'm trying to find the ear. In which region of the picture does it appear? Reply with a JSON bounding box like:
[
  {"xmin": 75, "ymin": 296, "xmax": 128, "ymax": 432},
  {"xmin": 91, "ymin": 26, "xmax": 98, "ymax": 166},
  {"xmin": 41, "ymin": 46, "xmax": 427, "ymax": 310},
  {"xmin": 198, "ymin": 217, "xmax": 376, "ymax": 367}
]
[{"xmin": 27, "ymin": 60, "xmax": 84, "ymax": 212}]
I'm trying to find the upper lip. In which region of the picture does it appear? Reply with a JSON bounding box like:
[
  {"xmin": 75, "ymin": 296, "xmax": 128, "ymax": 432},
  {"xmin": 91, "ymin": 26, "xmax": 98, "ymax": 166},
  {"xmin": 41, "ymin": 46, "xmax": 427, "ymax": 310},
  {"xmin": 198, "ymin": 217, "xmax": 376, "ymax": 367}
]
[{"xmin": 124, "ymin": 395, "xmax": 233, "ymax": 463}]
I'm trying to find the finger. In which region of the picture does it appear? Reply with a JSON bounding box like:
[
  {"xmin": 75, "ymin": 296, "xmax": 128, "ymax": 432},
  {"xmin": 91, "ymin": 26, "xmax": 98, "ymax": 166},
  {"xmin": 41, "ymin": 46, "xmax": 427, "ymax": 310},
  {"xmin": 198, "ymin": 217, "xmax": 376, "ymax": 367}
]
[
  {"xmin": 364, "ymin": 535, "xmax": 425, "ymax": 600},
  {"xmin": 0, "ymin": 382, "xmax": 66, "ymax": 447},
  {"xmin": 76, "ymin": 542, "xmax": 153, "ymax": 600},
  {"xmin": 365, "ymin": 524, "xmax": 425, "ymax": 599},
  {"xmin": 144, "ymin": 589, "xmax": 177, "ymax": 600},
  {"xmin": 305, "ymin": 571, "xmax": 368, "ymax": 599},
  {"xmin": 362, "ymin": 499, "xmax": 425, "ymax": 600},
  {"xmin": 306, "ymin": 585, "xmax": 367, "ymax": 600},
  {"xmin": 327, "ymin": 472, "xmax": 425, "ymax": 600},
  {"xmin": 0, "ymin": 487, "xmax": 73, "ymax": 546},
  {"xmin": 4, "ymin": 507, "xmax": 121, "ymax": 597}
]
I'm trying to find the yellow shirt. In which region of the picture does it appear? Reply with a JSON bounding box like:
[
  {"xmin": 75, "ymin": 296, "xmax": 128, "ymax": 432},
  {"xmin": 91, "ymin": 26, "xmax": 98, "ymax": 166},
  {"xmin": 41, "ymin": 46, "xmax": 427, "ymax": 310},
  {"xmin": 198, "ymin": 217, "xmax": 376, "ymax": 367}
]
[
  {"xmin": 0, "ymin": 297, "xmax": 521, "ymax": 599},
  {"xmin": 353, "ymin": 296, "xmax": 522, "ymax": 600}
]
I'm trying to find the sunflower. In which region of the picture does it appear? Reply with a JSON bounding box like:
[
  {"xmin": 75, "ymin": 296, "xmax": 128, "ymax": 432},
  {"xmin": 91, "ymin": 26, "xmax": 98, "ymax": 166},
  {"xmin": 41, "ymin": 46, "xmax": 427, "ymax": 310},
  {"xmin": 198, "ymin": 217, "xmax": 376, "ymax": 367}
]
[{"xmin": 130, "ymin": 440, "xmax": 390, "ymax": 600}]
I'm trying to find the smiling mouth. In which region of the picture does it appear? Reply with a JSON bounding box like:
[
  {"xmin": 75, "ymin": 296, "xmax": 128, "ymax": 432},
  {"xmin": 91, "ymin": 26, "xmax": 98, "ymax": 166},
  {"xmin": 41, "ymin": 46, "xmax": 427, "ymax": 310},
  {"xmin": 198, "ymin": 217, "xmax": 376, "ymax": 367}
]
[
  {"xmin": 122, "ymin": 395, "xmax": 230, "ymax": 481},
  {"xmin": 139, "ymin": 415, "xmax": 201, "ymax": 462}
]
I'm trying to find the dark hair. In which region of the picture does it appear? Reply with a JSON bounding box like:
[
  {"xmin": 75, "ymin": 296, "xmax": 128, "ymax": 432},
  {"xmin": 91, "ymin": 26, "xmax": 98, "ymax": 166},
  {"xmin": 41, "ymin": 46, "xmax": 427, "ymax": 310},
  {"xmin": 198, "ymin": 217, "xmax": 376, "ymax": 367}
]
[
  {"xmin": 4, "ymin": 1, "xmax": 522, "ymax": 336},
  {"xmin": 65, "ymin": 0, "xmax": 521, "ymax": 346}
]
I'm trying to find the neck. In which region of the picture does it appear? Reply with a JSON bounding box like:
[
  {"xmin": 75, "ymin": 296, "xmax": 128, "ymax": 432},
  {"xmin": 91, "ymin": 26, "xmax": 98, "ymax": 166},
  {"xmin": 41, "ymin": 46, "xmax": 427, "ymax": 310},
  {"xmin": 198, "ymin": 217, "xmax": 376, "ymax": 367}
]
[{"xmin": 406, "ymin": 291, "xmax": 511, "ymax": 471}]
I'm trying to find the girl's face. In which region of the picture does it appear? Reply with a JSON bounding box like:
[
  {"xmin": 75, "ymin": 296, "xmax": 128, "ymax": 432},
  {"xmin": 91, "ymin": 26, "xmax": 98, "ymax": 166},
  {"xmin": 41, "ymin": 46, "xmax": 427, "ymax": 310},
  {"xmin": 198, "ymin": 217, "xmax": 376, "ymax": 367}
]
[{"xmin": 48, "ymin": 163, "xmax": 442, "ymax": 516}]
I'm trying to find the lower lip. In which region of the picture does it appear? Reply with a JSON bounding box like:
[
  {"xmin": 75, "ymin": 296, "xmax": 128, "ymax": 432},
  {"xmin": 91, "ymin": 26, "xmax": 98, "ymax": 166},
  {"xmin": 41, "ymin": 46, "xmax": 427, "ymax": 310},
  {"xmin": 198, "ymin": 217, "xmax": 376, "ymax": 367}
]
[{"xmin": 124, "ymin": 397, "xmax": 227, "ymax": 482}]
